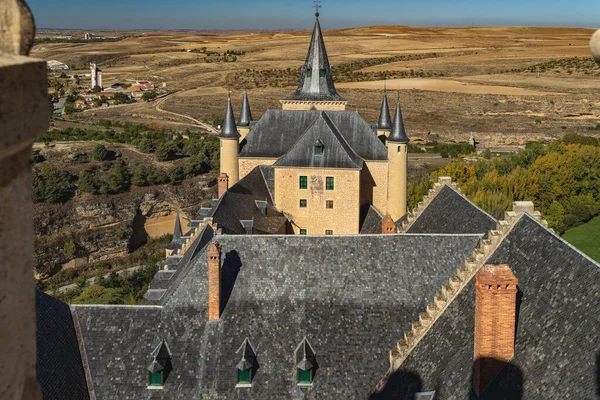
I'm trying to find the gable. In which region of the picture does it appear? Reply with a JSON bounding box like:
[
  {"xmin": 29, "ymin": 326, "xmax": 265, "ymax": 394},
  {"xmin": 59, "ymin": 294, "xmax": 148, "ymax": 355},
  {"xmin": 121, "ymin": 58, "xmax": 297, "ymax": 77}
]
[{"xmin": 274, "ymin": 112, "xmax": 364, "ymax": 169}]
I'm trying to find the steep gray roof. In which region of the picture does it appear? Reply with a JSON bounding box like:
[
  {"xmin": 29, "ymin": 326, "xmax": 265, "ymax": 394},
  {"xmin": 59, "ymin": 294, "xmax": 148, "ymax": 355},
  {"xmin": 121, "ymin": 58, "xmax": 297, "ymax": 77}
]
[
  {"xmin": 36, "ymin": 290, "xmax": 90, "ymax": 400},
  {"xmin": 388, "ymin": 100, "xmax": 410, "ymax": 143},
  {"xmin": 285, "ymin": 17, "xmax": 345, "ymax": 102},
  {"xmin": 74, "ymin": 233, "xmax": 481, "ymax": 399},
  {"xmin": 360, "ymin": 204, "xmax": 384, "ymax": 234},
  {"xmin": 166, "ymin": 213, "xmax": 184, "ymax": 250},
  {"xmin": 240, "ymin": 109, "xmax": 387, "ymax": 161},
  {"xmin": 209, "ymin": 166, "xmax": 282, "ymax": 235},
  {"xmin": 394, "ymin": 215, "xmax": 600, "ymax": 399},
  {"xmin": 377, "ymin": 91, "xmax": 392, "ymax": 130},
  {"xmin": 219, "ymin": 93, "xmax": 240, "ymax": 139},
  {"xmin": 238, "ymin": 89, "xmax": 252, "ymax": 126},
  {"xmin": 274, "ymin": 112, "xmax": 364, "ymax": 169},
  {"xmin": 407, "ymin": 185, "xmax": 497, "ymax": 235}
]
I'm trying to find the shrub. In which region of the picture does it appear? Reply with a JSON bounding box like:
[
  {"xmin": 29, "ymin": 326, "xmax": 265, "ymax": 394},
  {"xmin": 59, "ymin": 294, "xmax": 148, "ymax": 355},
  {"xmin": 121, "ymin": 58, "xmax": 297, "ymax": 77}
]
[
  {"xmin": 92, "ymin": 144, "xmax": 109, "ymax": 161},
  {"xmin": 32, "ymin": 164, "xmax": 74, "ymax": 203},
  {"xmin": 77, "ymin": 168, "xmax": 99, "ymax": 194},
  {"xmin": 137, "ymin": 138, "xmax": 156, "ymax": 153},
  {"xmin": 155, "ymin": 141, "xmax": 179, "ymax": 161},
  {"xmin": 106, "ymin": 162, "xmax": 130, "ymax": 193}
]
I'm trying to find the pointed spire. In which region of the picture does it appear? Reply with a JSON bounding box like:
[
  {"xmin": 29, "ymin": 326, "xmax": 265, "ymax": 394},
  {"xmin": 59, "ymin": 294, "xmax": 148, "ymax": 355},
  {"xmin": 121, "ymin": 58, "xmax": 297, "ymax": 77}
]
[
  {"xmin": 388, "ymin": 97, "xmax": 410, "ymax": 143},
  {"xmin": 219, "ymin": 92, "xmax": 240, "ymax": 139},
  {"xmin": 377, "ymin": 85, "xmax": 392, "ymax": 130},
  {"xmin": 238, "ymin": 89, "xmax": 252, "ymax": 126},
  {"xmin": 284, "ymin": 16, "xmax": 345, "ymax": 102},
  {"xmin": 173, "ymin": 212, "xmax": 182, "ymax": 240}
]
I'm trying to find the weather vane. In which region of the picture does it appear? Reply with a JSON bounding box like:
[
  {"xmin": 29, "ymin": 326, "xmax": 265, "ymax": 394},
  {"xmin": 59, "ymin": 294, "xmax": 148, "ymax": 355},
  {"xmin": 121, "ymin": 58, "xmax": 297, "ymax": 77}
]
[{"xmin": 314, "ymin": 0, "xmax": 321, "ymax": 17}]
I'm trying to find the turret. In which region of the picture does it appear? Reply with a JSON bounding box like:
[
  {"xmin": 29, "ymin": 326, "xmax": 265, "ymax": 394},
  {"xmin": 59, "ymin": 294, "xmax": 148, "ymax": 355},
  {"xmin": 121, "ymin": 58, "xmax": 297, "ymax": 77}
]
[
  {"xmin": 387, "ymin": 99, "xmax": 410, "ymax": 221},
  {"xmin": 237, "ymin": 89, "xmax": 252, "ymax": 141},
  {"xmin": 165, "ymin": 212, "xmax": 183, "ymax": 257},
  {"xmin": 219, "ymin": 93, "xmax": 240, "ymax": 189},
  {"xmin": 377, "ymin": 86, "xmax": 392, "ymax": 137}
]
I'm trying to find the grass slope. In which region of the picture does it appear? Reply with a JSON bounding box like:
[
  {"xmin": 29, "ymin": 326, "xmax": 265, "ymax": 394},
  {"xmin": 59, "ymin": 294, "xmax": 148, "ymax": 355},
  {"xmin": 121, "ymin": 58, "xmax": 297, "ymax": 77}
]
[{"xmin": 562, "ymin": 215, "xmax": 600, "ymax": 263}]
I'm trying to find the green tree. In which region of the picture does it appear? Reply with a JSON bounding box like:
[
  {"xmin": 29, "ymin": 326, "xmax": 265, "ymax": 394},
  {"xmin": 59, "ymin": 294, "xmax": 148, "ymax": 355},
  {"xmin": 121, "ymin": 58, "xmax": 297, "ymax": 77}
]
[
  {"xmin": 132, "ymin": 165, "xmax": 154, "ymax": 186},
  {"xmin": 30, "ymin": 149, "xmax": 45, "ymax": 163},
  {"xmin": 32, "ymin": 164, "xmax": 74, "ymax": 203},
  {"xmin": 141, "ymin": 91, "xmax": 157, "ymax": 101},
  {"xmin": 168, "ymin": 166, "xmax": 185, "ymax": 184},
  {"xmin": 91, "ymin": 85, "xmax": 102, "ymax": 93},
  {"xmin": 64, "ymin": 240, "xmax": 77, "ymax": 258},
  {"xmin": 92, "ymin": 144, "xmax": 109, "ymax": 161},
  {"xmin": 77, "ymin": 168, "xmax": 99, "ymax": 194},
  {"xmin": 155, "ymin": 141, "xmax": 179, "ymax": 161},
  {"xmin": 137, "ymin": 138, "xmax": 156, "ymax": 153},
  {"xmin": 63, "ymin": 102, "xmax": 76, "ymax": 115},
  {"xmin": 106, "ymin": 162, "xmax": 130, "ymax": 193},
  {"xmin": 482, "ymin": 149, "xmax": 492, "ymax": 160},
  {"xmin": 113, "ymin": 92, "xmax": 132, "ymax": 105}
]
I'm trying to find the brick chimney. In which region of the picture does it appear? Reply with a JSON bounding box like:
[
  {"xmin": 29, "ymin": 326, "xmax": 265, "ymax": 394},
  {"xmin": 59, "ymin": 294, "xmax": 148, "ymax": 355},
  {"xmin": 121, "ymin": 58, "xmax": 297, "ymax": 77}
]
[
  {"xmin": 218, "ymin": 173, "xmax": 228, "ymax": 198},
  {"xmin": 473, "ymin": 264, "xmax": 519, "ymax": 395},
  {"xmin": 207, "ymin": 241, "xmax": 221, "ymax": 320},
  {"xmin": 382, "ymin": 214, "xmax": 396, "ymax": 234}
]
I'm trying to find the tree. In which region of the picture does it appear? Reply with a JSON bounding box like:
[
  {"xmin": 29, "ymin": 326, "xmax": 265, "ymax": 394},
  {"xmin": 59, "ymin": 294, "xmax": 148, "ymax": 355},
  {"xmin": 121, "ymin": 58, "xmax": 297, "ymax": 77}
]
[
  {"xmin": 77, "ymin": 168, "xmax": 99, "ymax": 194},
  {"xmin": 63, "ymin": 102, "xmax": 76, "ymax": 115},
  {"xmin": 106, "ymin": 162, "xmax": 130, "ymax": 193},
  {"xmin": 132, "ymin": 165, "xmax": 153, "ymax": 186},
  {"xmin": 155, "ymin": 141, "xmax": 179, "ymax": 161},
  {"xmin": 168, "ymin": 166, "xmax": 185, "ymax": 184},
  {"xmin": 91, "ymin": 85, "xmax": 102, "ymax": 93},
  {"xmin": 137, "ymin": 138, "xmax": 156, "ymax": 153},
  {"xmin": 113, "ymin": 92, "xmax": 132, "ymax": 105},
  {"xmin": 32, "ymin": 164, "xmax": 74, "ymax": 203},
  {"xmin": 141, "ymin": 91, "xmax": 157, "ymax": 101},
  {"xmin": 92, "ymin": 144, "xmax": 109, "ymax": 161},
  {"xmin": 64, "ymin": 240, "xmax": 77, "ymax": 258},
  {"xmin": 30, "ymin": 149, "xmax": 45, "ymax": 164},
  {"xmin": 482, "ymin": 149, "xmax": 492, "ymax": 160}
]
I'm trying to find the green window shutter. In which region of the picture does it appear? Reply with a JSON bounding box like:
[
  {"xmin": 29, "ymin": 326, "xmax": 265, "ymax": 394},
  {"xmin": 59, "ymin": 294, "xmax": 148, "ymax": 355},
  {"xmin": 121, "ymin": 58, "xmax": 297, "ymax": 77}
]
[
  {"xmin": 314, "ymin": 145, "xmax": 322, "ymax": 155},
  {"xmin": 298, "ymin": 368, "xmax": 312, "ymax": 384},
  {"xmin": 319, "ymin": 69, "xmax": 326, "ymax": 77},
  {"xmin": 300, "ymin": 199, "xmax": 307, "ymax": 208},
  {"xmin": 238, "ymin": 369, "xmax": 251, "ymax": 384},
  {"xmin": 300, "ymin": 229, "xmax": 307, "ymax": 235},
  {"xmin": 306, "ymin": 70, "xmax": 312, "ymax": 77},
  {"xmin": 149, "ymin": 371, "xmax": 162, "ymax": 386},
  {"xmin": 326, "ymin": 177, "xmax": 334, "ymax": 190},
  {"xmin": 299, "ymin": 176, "xmax": 307, "ymax": 189}
]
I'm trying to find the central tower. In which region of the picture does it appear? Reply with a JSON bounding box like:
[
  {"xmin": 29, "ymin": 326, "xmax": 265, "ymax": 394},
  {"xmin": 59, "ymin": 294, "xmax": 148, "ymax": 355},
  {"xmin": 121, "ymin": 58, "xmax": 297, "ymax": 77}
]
[{"xmin": 280, "ymin": 15, "xmax": 347, "ymax": 111}]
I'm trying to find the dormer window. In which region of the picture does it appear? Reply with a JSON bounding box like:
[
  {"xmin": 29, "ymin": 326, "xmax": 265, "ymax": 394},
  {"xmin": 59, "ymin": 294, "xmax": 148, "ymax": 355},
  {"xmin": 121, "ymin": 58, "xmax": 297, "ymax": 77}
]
[
  {"xmin": 236, "ymin": 338, "xmax": 259, "ymax": 387},
  {"xmin": 319, "ymin": 69, "xmax": 326, "ymax": 77},
  {"xmin": 295, "ymin": 338, "xmax": 318, "ymax": 386},
  {"xmin": 147, "ymin": 339, "xmax": 172, "ymax": 389},
  {"xmin": 314, "ymin": 139, "xmax": 324, "ymax": 155}
]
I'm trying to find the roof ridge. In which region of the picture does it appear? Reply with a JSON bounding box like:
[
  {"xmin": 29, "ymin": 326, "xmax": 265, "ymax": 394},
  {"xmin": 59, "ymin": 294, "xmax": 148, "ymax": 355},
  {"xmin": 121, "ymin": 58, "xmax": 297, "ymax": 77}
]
[
  {"xmin": 444, "ymin": 183, "xmax": 497, "ymax": 224},
  {"xmin": 258, "ymin": 165, "xmax": 275, "ymax": 203},
  {"xmin": 320, "ymin": 112, "xmax": 364, "ymax": 168}
]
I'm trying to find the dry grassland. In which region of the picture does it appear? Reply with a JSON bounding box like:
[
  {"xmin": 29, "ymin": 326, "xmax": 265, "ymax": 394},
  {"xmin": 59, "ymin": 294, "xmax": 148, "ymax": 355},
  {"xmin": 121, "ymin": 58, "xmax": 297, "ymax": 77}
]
[{"xmin": 33, "ymin": 26, "xmax": 600, "ymax": 147}]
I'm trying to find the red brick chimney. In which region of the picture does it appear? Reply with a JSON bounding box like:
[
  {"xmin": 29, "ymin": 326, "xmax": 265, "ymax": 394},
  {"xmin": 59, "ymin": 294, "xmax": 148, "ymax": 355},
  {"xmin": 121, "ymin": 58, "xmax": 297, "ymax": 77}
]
[
  {"xmin": 218, "ymin": 173, "xmax": 228, "ymax": 198},
  {"xmin": 381, "ymin": 214, "xmax": 396, "ymax": 234},
  {"xmin": 473, "ymin": 264, "xmax": 519, "ymax": 395},
  {"xmin": 207, "ymin": 241, "xmax": 221, "ymax": 320}
]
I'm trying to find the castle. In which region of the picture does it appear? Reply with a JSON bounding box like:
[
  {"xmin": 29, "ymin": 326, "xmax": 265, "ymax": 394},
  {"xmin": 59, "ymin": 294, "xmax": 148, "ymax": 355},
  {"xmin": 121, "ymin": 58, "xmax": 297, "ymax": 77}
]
[
  {"xmin": 215, "ymin": 15, "xmax": 408, "ymax": 235},
  {"xmin": 31, "ymin": 14, "xmax": 600, "ymax": 400}
]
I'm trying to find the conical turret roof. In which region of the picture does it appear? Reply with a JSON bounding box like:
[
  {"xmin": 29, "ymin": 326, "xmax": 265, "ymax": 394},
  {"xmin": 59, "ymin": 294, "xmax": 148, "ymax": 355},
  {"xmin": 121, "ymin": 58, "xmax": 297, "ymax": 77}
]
[
  {"xmin": 173, "ymin": 212, "xmax": 182, "ymax": 240},
  {"xmin": 238, "ymin": 89, "xmax": 252, "ymax": 126},
  {"xmin": 219, "ymin": 93, "xmax": 240, "ymax": 139},
  {"xmin": 388, "ymin": 100, "xmax": 410, "ymax": 143},
  {"xmin": 285, "ymin": 17, "xmax": 345, "ymax": 102},
  {"xmin": 377, "ymin": 88, "xmax": 392, "ymax": 130}
]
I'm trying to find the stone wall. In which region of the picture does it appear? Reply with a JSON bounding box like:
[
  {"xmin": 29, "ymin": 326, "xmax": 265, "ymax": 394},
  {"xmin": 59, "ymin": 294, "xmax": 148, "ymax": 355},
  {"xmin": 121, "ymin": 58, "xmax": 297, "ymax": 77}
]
[
  {"xmin": 280, "ymin": 100, "xmax": 347, "ymax": 111},
  {"xmin": 0, "ymin": 2, "xmax": 47, "ymax": 399},
  {"xmin": 238, "ymin": 157, "xmax": 277, "ymax": 181},
  {"xmin": 360, "ymin": 161, "xmax": 388, "ymax": 214},
  {"xmin": 274, "ymin": 167, "xmax": 361, "ymax": 234}
]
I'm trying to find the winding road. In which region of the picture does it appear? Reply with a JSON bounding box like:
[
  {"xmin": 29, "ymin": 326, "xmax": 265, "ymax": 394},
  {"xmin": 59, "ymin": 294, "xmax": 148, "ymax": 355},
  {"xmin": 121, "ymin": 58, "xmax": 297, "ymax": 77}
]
[{"xmin": 154, "ymin": 93, "xmax": 218, "ymax": 133}]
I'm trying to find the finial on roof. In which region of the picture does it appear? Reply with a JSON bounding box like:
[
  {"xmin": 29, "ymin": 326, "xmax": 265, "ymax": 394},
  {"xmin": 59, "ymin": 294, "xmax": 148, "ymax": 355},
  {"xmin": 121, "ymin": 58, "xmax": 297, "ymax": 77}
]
[
  {"xmin": 388, "ymin": 98, "xmax": 410, "ymax": 143},
  {"xmin": 377, "ymin": 85, "xmax": 392, "ymax": 130},
  {"xmin": 219, "ymin": 92, "xmax": 240, "ymax": 139},
  {"xmin": 314, "ymin": 0, "xmax": 321, "ymax": 17}
]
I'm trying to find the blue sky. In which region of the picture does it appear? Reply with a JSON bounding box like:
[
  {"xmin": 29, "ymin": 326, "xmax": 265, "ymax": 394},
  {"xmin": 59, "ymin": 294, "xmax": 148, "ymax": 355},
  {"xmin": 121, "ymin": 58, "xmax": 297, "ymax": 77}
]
[{"xmin": 29, "ymin": 0, "xmax": 600, "ymax": 30}]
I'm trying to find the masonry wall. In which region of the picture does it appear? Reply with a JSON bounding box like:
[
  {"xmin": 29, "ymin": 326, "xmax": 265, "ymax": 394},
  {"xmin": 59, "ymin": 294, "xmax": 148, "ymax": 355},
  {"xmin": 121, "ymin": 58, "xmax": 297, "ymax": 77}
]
[
  {"xmin": 274, "ymin": 167, "xmax": 361, "ymax": 235},
  {"xmin": 360, "ymin": 161, "xmax": 388, "ymax": 214},
  {"xmin": 239, "ymin": 157, "xmax": 277, "ymax": 180}
]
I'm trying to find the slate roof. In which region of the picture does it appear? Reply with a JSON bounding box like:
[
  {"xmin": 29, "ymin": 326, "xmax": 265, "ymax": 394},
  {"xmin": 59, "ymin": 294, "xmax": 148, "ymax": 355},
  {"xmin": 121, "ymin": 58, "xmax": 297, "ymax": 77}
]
[
  {"xmin": 407, "ymin": 185, "xmax": 497, "ymax": 236},
  {"xmin": 74, "ymin": 233, "xmax": 481, "ymax": 399},
  {"xmin": 394, "ymin": 215, "xmax": 600, "ymax": 399},
  {"xmin": 274, "ymin": 112, "xmax": 364, "ymax": 169},
  {"xmin": 208, "ymin": 166, "xmax": 284, "ymax": 235},
  {"xmin": 239, "ymin": 109, "xmax": 387, "ymax": 161},
  {"xmin": 36, "ymin": 290, "xmax": 90, "ymax": 400},
  {"xmin": 285, "ymin": 17, "xmax": 345, "ymax": 102},
  {"xmin": 360, "ymin": 204, "xmax": 384, "ymax": 234},
  {"xmin": 388, "ymin": 100, "xmax": 410, "ymax": 143},
  {"xmin": 377, "ymin": 91, "xmax": 392, "ymax": 130},
  {"xmin": 238, "ymin": 89, "xmax": 252, "ymax": 126},
  {"xmin": 219, "ymin": 93, "xmax": 240, "ymax": 139}
]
